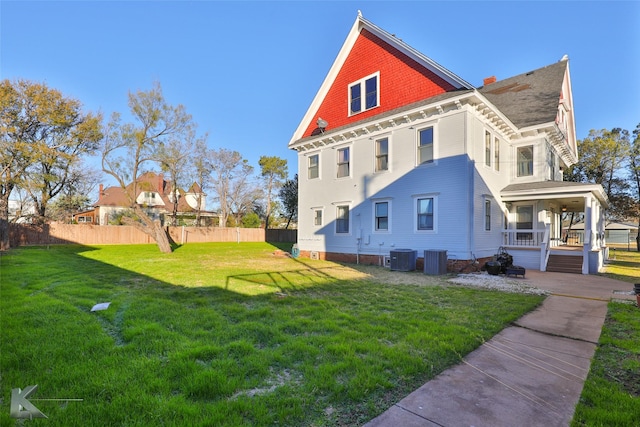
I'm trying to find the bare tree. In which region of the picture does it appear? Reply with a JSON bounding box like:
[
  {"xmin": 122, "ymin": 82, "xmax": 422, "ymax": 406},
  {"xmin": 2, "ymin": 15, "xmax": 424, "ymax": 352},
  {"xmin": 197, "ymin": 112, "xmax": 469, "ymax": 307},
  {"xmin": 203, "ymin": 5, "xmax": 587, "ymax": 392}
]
[
  {"xmin": 101, "ymin": 82, "xmax": 194, "ymax": 253},
  {"xmin": 209, "ymin": 148, "xmax": 254, "ymax": 227},
  {"xmin": 189, "ymin": 136, "xmax": 211, "ymax": 226}
]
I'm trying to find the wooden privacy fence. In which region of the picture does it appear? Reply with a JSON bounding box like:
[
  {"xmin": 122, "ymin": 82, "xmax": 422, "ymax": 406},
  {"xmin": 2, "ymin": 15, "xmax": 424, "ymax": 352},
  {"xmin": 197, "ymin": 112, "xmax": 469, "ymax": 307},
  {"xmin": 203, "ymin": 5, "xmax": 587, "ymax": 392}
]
[
  {"xmin": 265, "ymin": 228, "xmax": 298, "ymax": 243},
  {"xmin": 9, "ymin": 224, "xmax": 267, "ymax": 246}
]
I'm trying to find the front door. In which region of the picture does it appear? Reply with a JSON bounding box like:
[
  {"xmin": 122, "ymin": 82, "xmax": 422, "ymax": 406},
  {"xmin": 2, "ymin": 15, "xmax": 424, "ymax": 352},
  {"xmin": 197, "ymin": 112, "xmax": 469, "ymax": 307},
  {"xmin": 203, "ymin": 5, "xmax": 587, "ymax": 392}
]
[{"xmin": 516, "ymin": 205, "xmax": 534, "ymax": 244}]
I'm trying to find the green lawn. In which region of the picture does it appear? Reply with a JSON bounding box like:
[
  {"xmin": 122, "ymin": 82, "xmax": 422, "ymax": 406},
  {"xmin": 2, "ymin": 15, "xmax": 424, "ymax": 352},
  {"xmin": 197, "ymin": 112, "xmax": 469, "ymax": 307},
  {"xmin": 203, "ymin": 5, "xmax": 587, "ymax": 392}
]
[
  {"xmin": 572, "ymin": 250, "xmax": 640, "ymax": 426},
  {"xmin": 1, "ymin": 243, "xmax": 543, "ymax": 426}
]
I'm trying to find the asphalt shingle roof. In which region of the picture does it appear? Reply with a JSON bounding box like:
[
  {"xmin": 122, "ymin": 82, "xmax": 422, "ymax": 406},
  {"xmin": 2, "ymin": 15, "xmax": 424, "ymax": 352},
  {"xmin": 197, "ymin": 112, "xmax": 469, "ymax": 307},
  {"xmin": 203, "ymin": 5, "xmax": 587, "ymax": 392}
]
[{"xmin": 479, "ymin": 60, "xmax": 567, "ymax": 129}]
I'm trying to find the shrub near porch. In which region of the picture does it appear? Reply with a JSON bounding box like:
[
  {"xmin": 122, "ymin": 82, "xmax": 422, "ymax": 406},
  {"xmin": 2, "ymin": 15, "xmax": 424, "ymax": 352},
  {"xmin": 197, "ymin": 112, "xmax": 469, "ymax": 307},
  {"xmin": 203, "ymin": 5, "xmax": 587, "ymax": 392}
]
[{"xmin": 0, "ymin": 243, "xmax": 543, "ymax": 426}]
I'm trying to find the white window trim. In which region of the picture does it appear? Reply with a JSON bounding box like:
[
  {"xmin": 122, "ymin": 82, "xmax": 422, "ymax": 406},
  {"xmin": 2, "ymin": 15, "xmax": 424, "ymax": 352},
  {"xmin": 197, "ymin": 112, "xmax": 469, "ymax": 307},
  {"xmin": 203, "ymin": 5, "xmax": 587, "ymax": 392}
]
[
  {"xmin": 415, "ymin": 123, "xmax": 438, "ymax": 167},
  {"xmin": 516, "ymin": 144, "xmax": 535, "ymax": 178},
  {"xmin": 483, "ymin": 196, "xmax": 493, "ymax": 232},
  {"xmin": 413, "ymin": 193, "xmax": 438, "ymax": 234},
  {"xmin": 334, "ymin": 203, "xmax": 352, "ymax": 236},
  {"xmin": 348, "ymin": 71, "xmax": 380, "ymax": 117},
  {"xmin": 374, "ymin": 135, "xmax": 391, "ymax": 173},
  {"xmin": 484, "ymin": 130, "xmax": 492, "ymax": 168},
  {"xmin": 307, "ymin": 152, "xmax": 320, "ymax": 180},
  {"xmin": 312, "ymin": 206, "xmax": 324, "ymax": 227},
  {"xmin": 372, "ymin": 198, "xmax": 392, "ymax": 234},
  {"xmin": 336, "ymin": 145, "xmax": 352, "ymax": 179}
]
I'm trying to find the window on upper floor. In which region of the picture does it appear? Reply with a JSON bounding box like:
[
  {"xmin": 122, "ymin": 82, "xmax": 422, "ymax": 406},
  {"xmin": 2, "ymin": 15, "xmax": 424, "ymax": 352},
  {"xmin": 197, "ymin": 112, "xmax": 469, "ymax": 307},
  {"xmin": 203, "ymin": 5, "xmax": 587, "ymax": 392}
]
[
  {"xmin": 349, "ymin": 73, "xmax": 379, "ymax": 115},
  {"xmin": 494, "ymin": 136, "xmax": 500, "ymax": 171},
  {"xmin": 308, "ymin": 154, "xmax": 319, "ymax": 179},
  {"xmin": 418, "ymin": 127, "xmax": 434, "ymax": 165},
  {"xmin": 375, "ymin": 137, "xmax": 389, "ymax": 172},
  {"xmin": 485, "ymin": 130, "xmax": 492, "ymax": 167},
  {"xmin": 547, "ymin": 145, "xmax": 556, "ymax": 181},
  {"xmin": 337, "ymin": 147, "xmax": 350, "ymax": 178},
  {"xmin": 517, "ymin": 146, "xmax": 534, "ymax": 177},
  {"xmin": 336, "ymin": 205, "xmax": 350, "ymax": 234}
]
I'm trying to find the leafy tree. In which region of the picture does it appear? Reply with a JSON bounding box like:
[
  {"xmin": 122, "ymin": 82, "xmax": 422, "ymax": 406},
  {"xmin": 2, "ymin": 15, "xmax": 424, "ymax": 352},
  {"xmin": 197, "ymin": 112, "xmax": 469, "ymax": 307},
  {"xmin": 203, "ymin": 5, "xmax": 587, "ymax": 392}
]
[
  {"xmin": 258, "ymin": 156, "xmax": 287, "ymax": 229},
  {"xmin": 565, "ymin": 128, "xmax": 630, "ymax": 221},
  {"xmin": 101, "ymin": 82, "xmax": 194, "ymax": 253},
  {"xmin": 49, "ymin": 194, "xmax": 92, "ymax": 223},
  {"xmin": 278, "ymin": 173, "xmax": 298, "ymax": 229},
  {"xmin": 241, "ymin": 211, "xmax": 261, "ymax": 228},
  {"xmin": 0, "ymin": 79, "xmax": 102, "ymax": 249},
  {"xmin": 628, "ymin": 123, "xmax": 640, "ymax": 250}
]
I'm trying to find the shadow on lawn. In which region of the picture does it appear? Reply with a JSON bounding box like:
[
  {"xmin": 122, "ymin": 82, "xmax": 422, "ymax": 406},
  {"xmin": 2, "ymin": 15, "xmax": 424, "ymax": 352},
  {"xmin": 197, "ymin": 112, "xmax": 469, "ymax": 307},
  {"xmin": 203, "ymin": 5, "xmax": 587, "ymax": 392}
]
[{"xmin": 223, "ymin": 257, "xmax": 354, "ymax": 294}]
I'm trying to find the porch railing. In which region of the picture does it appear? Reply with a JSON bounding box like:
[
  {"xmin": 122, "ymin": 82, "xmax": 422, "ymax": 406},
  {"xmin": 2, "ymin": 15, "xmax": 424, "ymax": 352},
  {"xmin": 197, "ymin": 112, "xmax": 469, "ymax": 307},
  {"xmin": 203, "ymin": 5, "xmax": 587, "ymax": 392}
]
[{"xmin": 502, "ymin": 229, "xmax": 547, "ymax": 247}]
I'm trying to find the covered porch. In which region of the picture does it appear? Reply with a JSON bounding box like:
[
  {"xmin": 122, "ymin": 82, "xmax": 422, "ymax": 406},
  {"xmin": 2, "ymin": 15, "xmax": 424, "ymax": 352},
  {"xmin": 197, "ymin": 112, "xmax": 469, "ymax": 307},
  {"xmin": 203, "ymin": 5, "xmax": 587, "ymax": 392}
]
[{"xmin": 500, "ymin": 181, "xmax": 609, "ymax": 274}]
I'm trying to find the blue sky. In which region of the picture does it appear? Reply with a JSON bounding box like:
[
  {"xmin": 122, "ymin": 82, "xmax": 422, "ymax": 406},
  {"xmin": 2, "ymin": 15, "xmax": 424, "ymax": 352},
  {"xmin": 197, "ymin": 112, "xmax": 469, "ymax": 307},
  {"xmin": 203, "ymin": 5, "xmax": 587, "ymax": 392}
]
[{"xmin": 2, "ymin": 1, "xmax": 639, "ymax": 190}]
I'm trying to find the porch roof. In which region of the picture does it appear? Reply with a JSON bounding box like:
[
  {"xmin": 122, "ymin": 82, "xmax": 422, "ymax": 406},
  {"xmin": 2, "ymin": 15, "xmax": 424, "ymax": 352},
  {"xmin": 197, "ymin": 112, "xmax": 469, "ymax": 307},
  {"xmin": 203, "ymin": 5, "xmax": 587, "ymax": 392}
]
[{"xmin": 501, "ymin": 181, "xmax": 609, "ymax": 209}]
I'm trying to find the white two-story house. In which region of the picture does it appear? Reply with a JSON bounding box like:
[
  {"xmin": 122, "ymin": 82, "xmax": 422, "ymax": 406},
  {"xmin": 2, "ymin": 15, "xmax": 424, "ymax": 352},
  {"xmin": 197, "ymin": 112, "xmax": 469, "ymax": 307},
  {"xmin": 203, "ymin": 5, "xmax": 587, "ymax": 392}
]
[{"xmin": 288, "ymin": 13, "xmax": 608, "ymax": 274}]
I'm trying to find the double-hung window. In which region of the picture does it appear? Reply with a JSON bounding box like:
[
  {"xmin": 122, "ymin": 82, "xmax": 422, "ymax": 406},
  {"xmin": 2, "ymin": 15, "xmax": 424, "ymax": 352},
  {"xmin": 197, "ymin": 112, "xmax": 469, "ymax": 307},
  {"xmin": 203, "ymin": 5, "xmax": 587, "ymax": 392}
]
[
  {"xmin": 494, "ymin": 136, "xmax": 500, "ymax": 171},
  {"xmin": 375, "ymin": 137, "xmax": 388, "ymax": 172},
  {"xmin": 308, "ymin": 154, "xmax": 319, "ymax": 179},
  {"xmin": 485, "ymin": 199, "xmax": 491, "ymax": 231},
  {"xmin": 349, "ymin": 73, "xmax": 379, "ymax": 115},
  {"xmin": 485, "ymin": 131, "xmax": 492, "ymax": 166},
  {"xmin": 336, "ymin": 205, "xmax": 350, "ymax": 234},
  {"xmin": 417, "ymin": 197, "xmax": 434, "ymax": 231},
  {"xmin": 313, "ymin": 208, "xmax": 323, "ymax": 226},
  {"xmin": 418, "ymin": 127, "xmax": 434, "ymax": 164},
  {"xmin": 547, "ymin": 145, "xmax": 556, "ymax": 180},
  {"xmin": 374, "ymin": 201, "xmax": 389, "ymax": 231},
  {"xmin": 337, "ymin": 147, "xmax": 350, "ymax": 178},
  {"xmin": 517, "ymin": 146, "xmax": 534, "ymax": 177}
]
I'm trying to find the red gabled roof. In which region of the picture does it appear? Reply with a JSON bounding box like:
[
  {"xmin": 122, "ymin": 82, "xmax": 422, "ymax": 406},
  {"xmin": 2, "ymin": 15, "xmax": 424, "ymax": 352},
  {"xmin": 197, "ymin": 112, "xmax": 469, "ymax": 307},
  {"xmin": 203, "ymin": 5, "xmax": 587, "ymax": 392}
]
[
  {"xmin": 96, "ymin": 172, "xmax": 201, "ymax": 213},
  {"xmin": 289, "ymin": 13, "xmax": 473, "ymax": 146}
]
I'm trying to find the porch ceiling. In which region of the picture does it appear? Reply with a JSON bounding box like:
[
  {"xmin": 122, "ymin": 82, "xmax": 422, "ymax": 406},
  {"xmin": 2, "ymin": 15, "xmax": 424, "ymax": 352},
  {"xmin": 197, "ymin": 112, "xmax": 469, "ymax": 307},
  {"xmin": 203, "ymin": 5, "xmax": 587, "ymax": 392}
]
[{"xmin": 501, "ymin": 181, "xmax": 609, "ymax": 209}]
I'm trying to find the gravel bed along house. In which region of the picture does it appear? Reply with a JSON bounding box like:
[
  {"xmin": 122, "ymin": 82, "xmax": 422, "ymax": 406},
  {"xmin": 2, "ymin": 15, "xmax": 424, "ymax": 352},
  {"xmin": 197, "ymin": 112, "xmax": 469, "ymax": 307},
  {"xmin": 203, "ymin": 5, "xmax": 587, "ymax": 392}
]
[{"xmin": 447, "ymin": 273, "xmax": 548, "ymax": 295}]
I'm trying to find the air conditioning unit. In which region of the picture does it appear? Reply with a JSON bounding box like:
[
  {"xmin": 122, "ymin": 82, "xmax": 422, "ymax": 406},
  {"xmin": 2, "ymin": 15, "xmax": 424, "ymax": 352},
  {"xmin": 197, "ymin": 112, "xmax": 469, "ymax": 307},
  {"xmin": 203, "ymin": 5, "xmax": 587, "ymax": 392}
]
[
  {"xmin": 310, "ymin": 251, "xmax": 320, "ymax": 260},
  {"xmin": 424, "ymin": 250, "xmax": 448, "ymax": 275},
  {"xmin": 389, "ymin": 249, "xmax": 417, "ymax": 271}
]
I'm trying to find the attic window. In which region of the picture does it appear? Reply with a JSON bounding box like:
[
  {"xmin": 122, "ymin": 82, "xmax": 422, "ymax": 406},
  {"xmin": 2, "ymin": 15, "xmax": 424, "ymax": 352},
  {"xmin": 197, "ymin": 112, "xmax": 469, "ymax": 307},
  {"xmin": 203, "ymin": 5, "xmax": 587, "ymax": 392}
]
[{"xmin": 349, "ymin": 72, "xmax": 379, "ymax": 115}]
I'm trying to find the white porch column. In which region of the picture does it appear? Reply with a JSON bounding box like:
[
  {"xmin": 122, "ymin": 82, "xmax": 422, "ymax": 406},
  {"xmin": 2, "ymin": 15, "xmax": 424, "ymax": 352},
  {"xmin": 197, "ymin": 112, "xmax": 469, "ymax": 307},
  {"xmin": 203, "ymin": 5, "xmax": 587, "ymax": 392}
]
[{"xmin": 582, "ymin": 194, "xmax": 593, "ymax": 274}]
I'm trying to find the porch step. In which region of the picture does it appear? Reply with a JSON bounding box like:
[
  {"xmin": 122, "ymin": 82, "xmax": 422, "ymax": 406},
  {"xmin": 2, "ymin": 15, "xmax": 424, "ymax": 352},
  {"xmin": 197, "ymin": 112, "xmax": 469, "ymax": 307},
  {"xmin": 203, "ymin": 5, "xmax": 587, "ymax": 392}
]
[{"xmin": 546, "ymin": 254, "xmax": 583, "ymax": 274}]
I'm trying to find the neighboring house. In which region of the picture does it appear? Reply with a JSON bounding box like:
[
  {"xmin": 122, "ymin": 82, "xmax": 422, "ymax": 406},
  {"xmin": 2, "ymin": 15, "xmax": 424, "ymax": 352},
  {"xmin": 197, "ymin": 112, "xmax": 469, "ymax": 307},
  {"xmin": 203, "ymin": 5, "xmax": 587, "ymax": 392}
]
[
  {"xmin": 288, "ymin": 13, "xmax": 609, "ymax": 274},
  {"xmin": 90, "ymin": 172, "xmax": 215, "ymax": 226},
  {"xmin": 71, "ymin": 209, "xmax": 97, "ymax": 224},
  {"xmin": 568, "ymin": 221, "xmax": 638, "ymax": 247}
]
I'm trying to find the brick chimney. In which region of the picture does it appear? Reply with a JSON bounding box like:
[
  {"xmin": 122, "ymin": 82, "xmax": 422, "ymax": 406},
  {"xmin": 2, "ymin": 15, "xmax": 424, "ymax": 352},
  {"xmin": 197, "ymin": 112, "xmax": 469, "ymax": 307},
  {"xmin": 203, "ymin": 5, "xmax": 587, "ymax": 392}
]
[
  {"xmin": 99, "ymin": 184, "xmax": 104, "ymax": 201},
  {"xmin": 157, "ymin": 173, "xmax": 164, "ymax": 193},
  {"xmin": 483, "ymin": 76, "xmax": 497, "ymax": 86}
]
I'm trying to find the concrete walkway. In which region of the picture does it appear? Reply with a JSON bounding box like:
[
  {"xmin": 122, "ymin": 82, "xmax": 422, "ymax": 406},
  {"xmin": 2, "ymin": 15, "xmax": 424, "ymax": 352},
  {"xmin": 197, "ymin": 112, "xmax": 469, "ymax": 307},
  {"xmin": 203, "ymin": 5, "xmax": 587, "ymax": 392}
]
[{"xmin": 364, "ymin": 271, "xmax": 637, "ymax": 427}]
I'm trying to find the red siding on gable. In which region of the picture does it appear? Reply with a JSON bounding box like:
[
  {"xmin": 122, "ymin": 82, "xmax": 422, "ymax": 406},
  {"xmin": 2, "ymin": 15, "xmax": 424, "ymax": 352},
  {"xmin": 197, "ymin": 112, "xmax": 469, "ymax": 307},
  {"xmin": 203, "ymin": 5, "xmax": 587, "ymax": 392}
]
[{"xmin": 303, "ymin": 29, "xmax": 456, "ymax": 138}]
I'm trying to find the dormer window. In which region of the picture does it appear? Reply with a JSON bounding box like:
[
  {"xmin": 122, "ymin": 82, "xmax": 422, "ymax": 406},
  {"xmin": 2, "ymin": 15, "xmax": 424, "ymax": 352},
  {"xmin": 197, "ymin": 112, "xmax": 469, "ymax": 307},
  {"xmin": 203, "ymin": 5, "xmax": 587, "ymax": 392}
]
[{"xmin": 349, "ymin": 72, "xmax": 379, "ymax": 115}]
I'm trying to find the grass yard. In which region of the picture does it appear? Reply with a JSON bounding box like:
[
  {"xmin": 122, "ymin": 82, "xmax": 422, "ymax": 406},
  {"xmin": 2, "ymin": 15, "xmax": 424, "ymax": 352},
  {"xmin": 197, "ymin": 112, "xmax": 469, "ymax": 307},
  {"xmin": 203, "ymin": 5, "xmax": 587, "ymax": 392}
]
[
  {"xmin": 572, "ymin": 249, "xmax": 640, "ymax": 426},
  {"xmin": 0, "ymin": 243, "xmax": 544, "ymax": 426},
  {"xmin": 601, "ymin": 248, "xmax": 640, "ymax": 284},
  {"xmin": 571, "ymin": 302, "xmax": 640, "ymax": 426}
]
